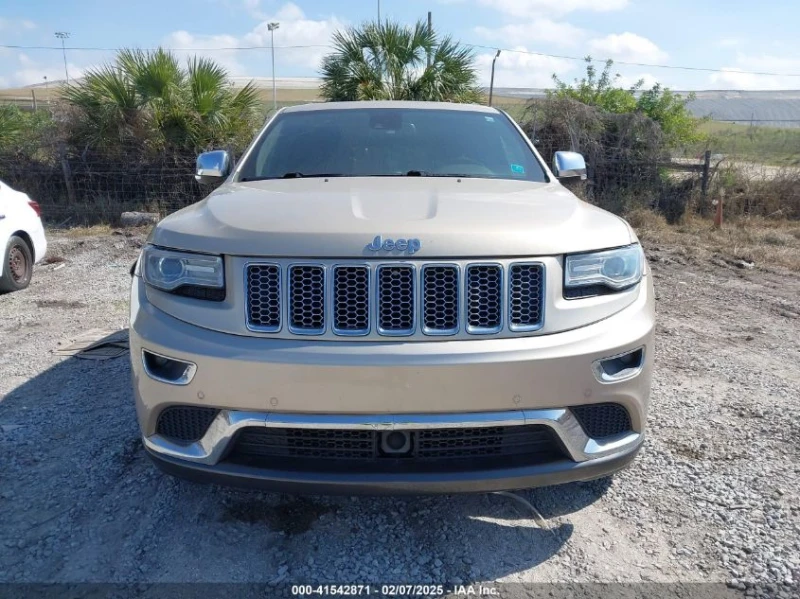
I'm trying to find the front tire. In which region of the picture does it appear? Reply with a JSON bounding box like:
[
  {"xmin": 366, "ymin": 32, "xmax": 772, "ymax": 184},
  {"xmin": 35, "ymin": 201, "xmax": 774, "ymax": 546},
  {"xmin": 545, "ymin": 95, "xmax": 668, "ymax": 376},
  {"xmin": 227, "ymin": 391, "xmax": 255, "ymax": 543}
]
[{"xmin": 0, "ymin": 236, "xmax": 34, "ymax": 293}]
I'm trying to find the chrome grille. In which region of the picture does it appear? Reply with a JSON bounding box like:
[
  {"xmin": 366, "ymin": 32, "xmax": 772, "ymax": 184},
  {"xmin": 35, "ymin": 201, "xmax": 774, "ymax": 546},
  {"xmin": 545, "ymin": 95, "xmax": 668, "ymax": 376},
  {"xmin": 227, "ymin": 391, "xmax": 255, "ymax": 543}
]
[
  {"xmin": 509, "ymin": 263, "xmax": 544, "ymax": 331},
  {"xmin": 245, "ymin": 260, "xmax": 545, "ymax": 339},
  {"xmin": 289, "ymin": 265, "xmax": 325, "ymax": 333},
  {"xmin": 422, "ymin": 265, "xmax": 459, "ymax": 334},
  {"xmin": 333, "ymin": 266, "xmax": 370, "ymax": 335},
  {"xmin": 466, "ymin": 264, "xmax": 502, "ymax": 333},
  {"xmin": 377, "ymin": 265, "xmax": 415, "ymax": 334},
  {"xmin": 246, "ymin": 264, "xmax": 281, "ymax": 331}
]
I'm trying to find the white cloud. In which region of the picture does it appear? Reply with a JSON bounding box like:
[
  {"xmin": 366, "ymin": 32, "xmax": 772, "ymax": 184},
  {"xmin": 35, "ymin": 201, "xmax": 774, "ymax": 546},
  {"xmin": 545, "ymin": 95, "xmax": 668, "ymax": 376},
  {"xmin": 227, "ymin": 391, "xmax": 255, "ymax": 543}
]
[
  {"xmin": 244, "ymin": 0, "xmax": 306, "ymax": 22},
  {"xmin": 163, "ymin": 30, "xmax": 249, "ymax": 76},
  {"xmin": 476, "ymin": 48, "xmax": 575, "ymax": 88},
  {"xmin": 242, "ymin": 0, "xmax": 261, "ymax": 18},
  {"xmin": 0, "ymin": 17, "xmax": 36, "ymax": 32},
  {"xmin": 710, "ymin": 53, "xmax": 800, "ymax": 89},
  {"xmin": 615, "ymin": 72, "xmax": 660, "ymax": 89},
  {"xmin": 162, "ymin": 2, "xmax": 343, "ymax": 77},
  {"xmin": 242, "ymin": 4, "xmax": 343, "ymax": 71},
  {"xmin": 476, "ymin": 0, "xmax": 628, "ymax": 17},
  {"xmin": 474, "ymin": 18, "xmax": 586, "ymax": 49},
  {"xmin": 0, "ymin": 46, "xmax": 98, "ymax": 88},
  {"xmin": 10, "ymin": 59, "xmax": 85, "ymax": 87},
  {"xmin": 587, "ymin": 32, "xmax": 668, "ymax": 64}
]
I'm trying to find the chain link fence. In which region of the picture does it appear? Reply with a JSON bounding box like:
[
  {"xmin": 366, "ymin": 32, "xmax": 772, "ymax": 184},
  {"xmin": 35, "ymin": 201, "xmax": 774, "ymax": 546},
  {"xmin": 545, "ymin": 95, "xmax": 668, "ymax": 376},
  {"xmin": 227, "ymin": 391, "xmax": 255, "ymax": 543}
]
[{"xmin": 1, "ymin": 99, "xmax": 797, "ymax": 225}]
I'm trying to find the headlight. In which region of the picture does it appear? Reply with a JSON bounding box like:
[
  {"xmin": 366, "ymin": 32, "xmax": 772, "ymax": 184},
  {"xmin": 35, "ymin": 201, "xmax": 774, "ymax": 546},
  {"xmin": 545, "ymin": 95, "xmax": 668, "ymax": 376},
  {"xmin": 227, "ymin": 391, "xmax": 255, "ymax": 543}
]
[
  {"xmin": 142, "ymin": 245, "xmax": 225, "ymax": 301},
  {"xmin": 564, "ymin": 244, "xmax": 643, "ymax": 299}
]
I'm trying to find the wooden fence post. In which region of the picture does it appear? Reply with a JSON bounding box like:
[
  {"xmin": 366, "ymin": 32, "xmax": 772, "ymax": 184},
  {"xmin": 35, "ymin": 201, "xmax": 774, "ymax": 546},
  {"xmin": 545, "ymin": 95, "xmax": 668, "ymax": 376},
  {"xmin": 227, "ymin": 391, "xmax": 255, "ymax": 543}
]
[
  {"xmin": 31, "ymin": 89, "xmax": 37, "ymax": 111},
  {"xmin": 714, "ymin": 189, "xmax": 724, "ymax": 229},
  {"xmin": 701, "ymin": 150, "xmax": 711, "ymax": 199},
  {"xmin": 59, "ymin": 145, "xmax": 77, "ymax": 204}
]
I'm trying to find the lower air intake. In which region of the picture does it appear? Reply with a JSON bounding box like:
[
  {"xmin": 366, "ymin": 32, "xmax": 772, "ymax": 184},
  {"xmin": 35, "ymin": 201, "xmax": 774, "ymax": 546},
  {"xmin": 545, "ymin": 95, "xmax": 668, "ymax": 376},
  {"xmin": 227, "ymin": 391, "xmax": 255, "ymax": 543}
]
[
  {"xmin": 155, "ymin": 406, "xmax": 219, "ymax": 443},
  {"xmin": 570, "ymin": 403, "xmax": 632, "ymax": 439},
  {"xmin": 226, "ymin": 425, "xmax": 566, "ymax": 474}
]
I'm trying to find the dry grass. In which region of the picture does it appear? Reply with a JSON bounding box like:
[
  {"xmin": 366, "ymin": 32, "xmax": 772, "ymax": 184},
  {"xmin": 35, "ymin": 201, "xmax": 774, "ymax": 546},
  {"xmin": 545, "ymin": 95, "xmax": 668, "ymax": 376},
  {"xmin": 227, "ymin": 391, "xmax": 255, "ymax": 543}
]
[
  {"xmin": 54, "ymin": 224, "xmax": 115, "ymax": 238},
  {"xmin": 628, "ymin": 208, "xmax": 800, "ymax": 271}
]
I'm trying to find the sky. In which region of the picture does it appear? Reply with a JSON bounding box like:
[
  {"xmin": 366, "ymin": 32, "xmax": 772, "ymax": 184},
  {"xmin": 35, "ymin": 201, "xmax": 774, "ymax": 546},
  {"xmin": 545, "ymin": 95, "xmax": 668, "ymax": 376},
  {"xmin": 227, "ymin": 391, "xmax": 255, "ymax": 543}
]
[{"xmin": 2, "ymin": 0, "xmax": 800, "ymax": 91}]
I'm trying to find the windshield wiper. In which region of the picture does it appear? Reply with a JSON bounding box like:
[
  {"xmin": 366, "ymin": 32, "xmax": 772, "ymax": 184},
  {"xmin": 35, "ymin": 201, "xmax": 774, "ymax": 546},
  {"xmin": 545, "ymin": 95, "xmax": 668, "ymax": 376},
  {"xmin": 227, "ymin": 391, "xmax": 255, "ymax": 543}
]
[
  {"xmin": 404, "ymin": 171, "xmax": 481, "ymax": 178},
  {"xmin": 239, "ymin": 173, "xmax": 344, "ymax": 182},
  {"xmin": 280, "ymin": 172, "xmax": 345, "ymax": 179}
]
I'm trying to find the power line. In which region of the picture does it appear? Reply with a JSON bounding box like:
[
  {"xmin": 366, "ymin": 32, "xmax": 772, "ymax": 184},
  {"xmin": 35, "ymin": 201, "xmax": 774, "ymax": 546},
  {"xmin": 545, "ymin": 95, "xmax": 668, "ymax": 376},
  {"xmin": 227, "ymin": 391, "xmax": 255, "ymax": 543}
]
[
  {"xmin": 0, "ymin": 43, "xmax": 331, "ymax": 51},
  {"xmin": 462, "ymin": 43, "xmax": 800, "ymax": 78},
  {"xmin": 3, "ymin": 41, "xmax": 800, "ymax": 78}
]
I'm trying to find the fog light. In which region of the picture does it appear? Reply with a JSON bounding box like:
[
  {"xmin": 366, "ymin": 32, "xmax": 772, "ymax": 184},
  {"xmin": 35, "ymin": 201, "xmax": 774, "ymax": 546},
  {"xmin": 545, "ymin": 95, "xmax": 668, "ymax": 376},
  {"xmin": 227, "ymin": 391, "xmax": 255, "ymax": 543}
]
[
  {"xmin": 142, "ymin": 350, "xmax": 197, "ymax": 385},
  {"xmin": 592, "ymin": 347, "xmax": 645, "ymax": 383},
  {"xmin": 380, "ymin": 431, "xmax": 412, "ymax": 455}
]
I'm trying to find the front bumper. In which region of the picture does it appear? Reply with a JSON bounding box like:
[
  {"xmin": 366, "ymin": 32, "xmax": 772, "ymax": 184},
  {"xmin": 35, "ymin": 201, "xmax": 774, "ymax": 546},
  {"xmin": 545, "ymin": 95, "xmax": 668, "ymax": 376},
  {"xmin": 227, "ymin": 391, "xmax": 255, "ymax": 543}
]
[
  {"xmin": 130, "ymin": 273, "xmax": 654, "ymax": 493},
  {"xmin": 146, "ymin": 438, "xmax": 642, "ymax": 495}
]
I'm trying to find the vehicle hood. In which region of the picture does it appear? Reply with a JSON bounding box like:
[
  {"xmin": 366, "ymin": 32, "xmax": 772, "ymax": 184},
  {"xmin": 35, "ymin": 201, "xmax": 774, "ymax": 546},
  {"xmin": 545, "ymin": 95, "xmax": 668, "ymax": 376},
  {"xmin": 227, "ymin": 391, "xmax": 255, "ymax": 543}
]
[{"xmin": 149, "ymin": 178, "xmax": 633, "ymax": 258}]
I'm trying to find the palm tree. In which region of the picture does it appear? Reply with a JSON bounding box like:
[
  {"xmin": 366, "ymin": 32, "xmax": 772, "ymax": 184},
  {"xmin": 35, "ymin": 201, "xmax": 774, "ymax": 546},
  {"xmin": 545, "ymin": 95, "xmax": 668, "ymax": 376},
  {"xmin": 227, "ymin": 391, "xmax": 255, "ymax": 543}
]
[
  {"xmin": 320, "ymin": 20, "xmax": 480, "ymax": 103},
  {"xmin": 63, "ymin": 48, "xmax": 260, "ymax": 154}
]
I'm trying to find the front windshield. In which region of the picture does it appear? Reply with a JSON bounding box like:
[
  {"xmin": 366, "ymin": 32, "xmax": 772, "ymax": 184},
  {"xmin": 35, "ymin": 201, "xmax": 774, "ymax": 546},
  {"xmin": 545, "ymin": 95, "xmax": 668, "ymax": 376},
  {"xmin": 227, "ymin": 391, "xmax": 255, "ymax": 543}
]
[{"xmin": 237, "ymin": 107, "xmax": 548, "ymax": 183}]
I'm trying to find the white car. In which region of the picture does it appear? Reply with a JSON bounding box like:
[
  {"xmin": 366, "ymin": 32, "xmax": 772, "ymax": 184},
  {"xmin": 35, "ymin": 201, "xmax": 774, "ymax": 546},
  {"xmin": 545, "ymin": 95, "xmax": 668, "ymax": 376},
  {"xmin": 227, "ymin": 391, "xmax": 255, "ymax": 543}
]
[{"xmin": 0, "ymin": 179, "xmax": 47, "ymax": 293}]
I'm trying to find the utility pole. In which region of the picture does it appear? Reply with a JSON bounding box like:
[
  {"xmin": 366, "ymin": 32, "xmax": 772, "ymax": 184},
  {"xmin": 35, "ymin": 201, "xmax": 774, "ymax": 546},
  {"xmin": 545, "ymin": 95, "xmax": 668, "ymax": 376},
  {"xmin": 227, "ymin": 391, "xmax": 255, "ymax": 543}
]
[
  {"xmin": 268, "ymin": 22, "xmax": 280, "ymax": 112},
  {"xmin": 427, "ymin": 11, "xmax": 432, "ymax": 68},
  {"xmin": 378, "ymin": 0, "xmax": 381, "ymax": 22},
  {"xmin": 55, "ymin": 32, "xmax": 70, "ymax": 85},
  {"xmin": 488, "ymin": 49, "xmax": 501, "ymax": 106}
]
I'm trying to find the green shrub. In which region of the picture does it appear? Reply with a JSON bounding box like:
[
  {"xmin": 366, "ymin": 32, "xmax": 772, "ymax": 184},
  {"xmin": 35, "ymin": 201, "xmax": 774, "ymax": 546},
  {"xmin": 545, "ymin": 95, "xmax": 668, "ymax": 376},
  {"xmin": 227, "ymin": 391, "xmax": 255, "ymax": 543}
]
[
  {"xmin": 551, "ymin": 58, "xmax": 703, "ymax": 147},
  {"xmin": 62, "ymin": 48, "xmax": 262, "ymax": 157}
]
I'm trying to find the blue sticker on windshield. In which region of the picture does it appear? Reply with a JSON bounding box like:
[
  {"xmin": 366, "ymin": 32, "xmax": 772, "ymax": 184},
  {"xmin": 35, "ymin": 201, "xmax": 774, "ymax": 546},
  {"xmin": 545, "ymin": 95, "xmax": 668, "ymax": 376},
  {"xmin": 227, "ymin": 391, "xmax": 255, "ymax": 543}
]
[{"xmin": 511, "ymin": 164, "xmax": 525, "ymax": 174}]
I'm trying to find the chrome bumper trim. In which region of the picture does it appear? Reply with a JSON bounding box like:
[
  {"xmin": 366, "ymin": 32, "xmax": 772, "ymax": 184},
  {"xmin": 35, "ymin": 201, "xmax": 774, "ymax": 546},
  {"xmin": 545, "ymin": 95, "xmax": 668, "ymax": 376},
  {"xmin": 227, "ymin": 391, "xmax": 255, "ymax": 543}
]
[{"xmin": 143, "ymin": 408, "xmax": 643, "ymax": 467}]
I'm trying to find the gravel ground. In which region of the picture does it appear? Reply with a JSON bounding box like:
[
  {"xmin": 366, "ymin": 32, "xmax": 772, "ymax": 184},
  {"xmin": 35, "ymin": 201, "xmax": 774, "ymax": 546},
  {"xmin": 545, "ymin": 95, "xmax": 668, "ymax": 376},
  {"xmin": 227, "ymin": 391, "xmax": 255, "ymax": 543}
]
[{"xmin": 0, "ymin": 230, "xmax": 798, "ymax": 596}]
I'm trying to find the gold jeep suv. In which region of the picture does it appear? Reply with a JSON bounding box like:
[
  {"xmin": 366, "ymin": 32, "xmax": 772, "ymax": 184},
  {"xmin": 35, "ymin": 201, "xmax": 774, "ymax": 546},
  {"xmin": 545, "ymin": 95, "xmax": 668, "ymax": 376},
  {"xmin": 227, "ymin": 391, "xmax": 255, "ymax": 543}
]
[{"xmin": 130, "ymin": 101, "xmax": 654, "ymax": 494}]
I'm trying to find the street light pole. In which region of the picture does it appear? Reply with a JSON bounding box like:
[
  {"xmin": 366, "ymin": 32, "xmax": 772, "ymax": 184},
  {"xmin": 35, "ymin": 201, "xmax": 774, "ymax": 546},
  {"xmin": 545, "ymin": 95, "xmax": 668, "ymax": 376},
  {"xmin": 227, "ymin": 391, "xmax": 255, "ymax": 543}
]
[
  {"xmin": 378, "ymin": 0, "xmax": 381, "ymax": 22},
  {"xmin": 55, "ymin": 31, "xmax": 70, "ymax": 85},
  {"xmin": 488, "ymin": 49, "xmax": 501, "ymax": 106},
  {"xmin": 268, "ymin": 22, "xmax": 280, "ymax": 112}
]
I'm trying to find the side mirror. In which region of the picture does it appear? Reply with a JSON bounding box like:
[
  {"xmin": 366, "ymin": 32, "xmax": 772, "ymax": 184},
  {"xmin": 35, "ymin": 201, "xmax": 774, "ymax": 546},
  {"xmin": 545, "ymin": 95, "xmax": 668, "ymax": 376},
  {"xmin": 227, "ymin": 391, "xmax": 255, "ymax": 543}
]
[
  {"xmin": 195, "ymin": 150, "xmax": 231, "ymax": 185},
  {"xmin": 553, "ymin": 151, "xmax": 587, "ymax": 180}
]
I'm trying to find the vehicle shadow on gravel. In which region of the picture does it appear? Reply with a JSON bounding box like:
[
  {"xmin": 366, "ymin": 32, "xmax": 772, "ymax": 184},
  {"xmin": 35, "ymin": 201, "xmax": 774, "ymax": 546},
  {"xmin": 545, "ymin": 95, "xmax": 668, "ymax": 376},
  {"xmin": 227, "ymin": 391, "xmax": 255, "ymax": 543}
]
[{"xmin": 0, "ymin": 349, "xmax": 608, "ymax": 584}]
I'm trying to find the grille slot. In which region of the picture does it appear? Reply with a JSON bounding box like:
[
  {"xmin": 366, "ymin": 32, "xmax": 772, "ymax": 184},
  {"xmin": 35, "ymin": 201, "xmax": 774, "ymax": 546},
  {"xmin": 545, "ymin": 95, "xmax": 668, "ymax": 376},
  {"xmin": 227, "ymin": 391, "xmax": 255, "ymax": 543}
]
[
  {"xmin": 226, "ymin": 425, "xmax": 565, "ymax": 471},
  {"xmin": 377, "ymin": 265, "xmax": 415, "ymax": 334},
  {"xmin": 155, "ymin": 406, "xmax": 219, "ymax": 443},
  {"xmin": 466, "ymin": 264, "xmax": 502, "ymax": 333},
  {"xmin": 333, "ymin": 266, "xmax": 370, "ymax": 335},
  {"xmin": 289, "ymin": 265, "xmax": 325, "ymax": 333},
  {"xmin": 571, "ymin": 403, "xmax": 632, "ymax": 439},
  {"xmin": 232, "ymin": 428, "xmax": 375, "ymax": 460},
  {"xmin": 422, "ymin": 265, "xmax": 459, "ymax": 335},
  {"xmin": 509, "ymin": 263, "xmax": 544, "ymax": 331},
  {"xmin": 246, "ymin": 264, "xmax": 281, "ymax": 331},
  {"xmin": 416, "ymin": 426, "xmax": 557, "ymax": 459}
]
